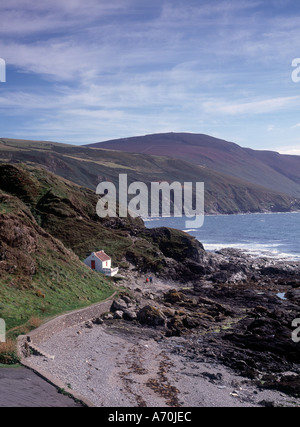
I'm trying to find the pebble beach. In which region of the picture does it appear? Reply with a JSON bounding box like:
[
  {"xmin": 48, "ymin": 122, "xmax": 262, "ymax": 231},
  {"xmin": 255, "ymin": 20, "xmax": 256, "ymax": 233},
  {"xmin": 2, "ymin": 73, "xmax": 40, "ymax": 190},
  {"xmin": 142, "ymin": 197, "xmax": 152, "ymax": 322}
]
[{"xmin": 26, "ymin": 270, "xmax": 300, "ymax": 408}]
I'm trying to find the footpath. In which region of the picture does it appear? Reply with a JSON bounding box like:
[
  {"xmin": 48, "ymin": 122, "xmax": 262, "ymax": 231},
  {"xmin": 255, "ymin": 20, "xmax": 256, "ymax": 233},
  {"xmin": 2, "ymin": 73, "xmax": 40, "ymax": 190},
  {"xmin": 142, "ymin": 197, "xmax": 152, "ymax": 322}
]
[{"xmin": 0, "ymin": 292, "xmax": 116, "ymax": 407}]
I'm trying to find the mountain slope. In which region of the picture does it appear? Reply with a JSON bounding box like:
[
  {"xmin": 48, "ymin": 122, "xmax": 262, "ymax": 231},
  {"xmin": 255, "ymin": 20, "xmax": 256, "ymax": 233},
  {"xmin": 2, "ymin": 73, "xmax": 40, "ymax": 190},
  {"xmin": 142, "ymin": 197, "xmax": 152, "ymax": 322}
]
[
  {"xmin": 89, "ymin": 133, "xmax": 300, "ymax": 198},
  {"xmin": 0, "ymin": 138, "xmax": 299, "ymax": 215}
]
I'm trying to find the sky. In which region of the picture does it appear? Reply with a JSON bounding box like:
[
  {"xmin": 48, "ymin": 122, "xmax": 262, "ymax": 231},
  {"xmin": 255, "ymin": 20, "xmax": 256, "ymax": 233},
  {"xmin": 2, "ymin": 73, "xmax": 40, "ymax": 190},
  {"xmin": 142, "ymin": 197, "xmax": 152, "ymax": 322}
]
[{"xmin": 1, "ymin": 0, "xmax": 300, "ymax": 153}]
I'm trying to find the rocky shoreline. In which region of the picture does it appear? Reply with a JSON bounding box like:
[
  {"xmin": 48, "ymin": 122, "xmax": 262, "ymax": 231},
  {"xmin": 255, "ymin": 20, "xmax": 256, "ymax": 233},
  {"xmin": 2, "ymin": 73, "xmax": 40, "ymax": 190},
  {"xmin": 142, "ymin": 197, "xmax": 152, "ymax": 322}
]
[{"xmin": 26, "ymin": 248, "xmax": 300, "ymax": 407}]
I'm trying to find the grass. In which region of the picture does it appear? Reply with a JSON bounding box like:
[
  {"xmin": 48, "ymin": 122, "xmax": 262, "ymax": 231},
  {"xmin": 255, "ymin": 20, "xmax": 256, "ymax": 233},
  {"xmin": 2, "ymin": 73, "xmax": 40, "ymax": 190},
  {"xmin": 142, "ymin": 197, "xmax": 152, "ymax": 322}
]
[
  {"xmin": 0, "ymin": 242, "xmax": 116, "ymax": 364},
  {"xmin": 0, "ymin": 242, "xmax": 115, "ymax": 337},
  {"xmin": 0, "ymin": 164, "xmax": 121, "ymax": 365},
  {"xmin": 0, "ymin": 260, "xmax": 115, "ymax": 363}
]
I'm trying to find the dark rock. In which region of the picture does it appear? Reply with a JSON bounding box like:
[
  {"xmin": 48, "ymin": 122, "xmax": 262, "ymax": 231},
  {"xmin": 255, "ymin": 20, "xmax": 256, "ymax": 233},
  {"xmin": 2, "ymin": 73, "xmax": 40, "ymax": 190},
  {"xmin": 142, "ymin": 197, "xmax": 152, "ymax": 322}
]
[
  {"xmin": 113, "ymin": 310, "xmax": 123, "ymax": 320},
  {"xmin": 259, "ymin": 400, "xmax": 275, "ymax": 408},
  {"xmin": 164, "ymin": 289, "xmax": 186, "ymax": 304},
  {"xmin": 259, "ymin": 375, "xmax": 300, "ymax": 397},
  {"xmin": 123, "ymin": 309, "xmax": 137, "ymax": 321},
  {"xmin": 110, "ymin": 299, "xmax": 128, "ymax": 312},
  {"xmin": 182, "ymin": 315, "xmax": 202, "ymax": 329},
  {"xmin": 120, "ymin": 294, "xmax": 132, "ymax": 305},
  {"xmin": 285, "ymin": 289, "xmax": 300, "ymax": 303},
  {"xmin": 165, "ymin": 328, "xmax": 182, "ymax": 337},
  {"xmin": 167, "ymin": 315, "xmax": 184, "ymax": 330},
  {"xmin": 137, "ymin": 305, "xmax": 166, "ymax": 327},
  {"xmin": 92, "ymin": 317, "xmax": 104, "ymax": 325},
  {"xmin": 201, "ymin": 372, "xmax": 223, "ymax": 383}
]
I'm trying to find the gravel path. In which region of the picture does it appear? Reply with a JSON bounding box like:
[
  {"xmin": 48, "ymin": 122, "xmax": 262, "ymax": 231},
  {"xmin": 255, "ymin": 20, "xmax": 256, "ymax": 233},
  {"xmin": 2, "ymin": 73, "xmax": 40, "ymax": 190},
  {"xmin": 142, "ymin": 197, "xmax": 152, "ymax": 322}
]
[{"xmin": 27, "ymin": 320, "xmax": 299, "ymax": 407}]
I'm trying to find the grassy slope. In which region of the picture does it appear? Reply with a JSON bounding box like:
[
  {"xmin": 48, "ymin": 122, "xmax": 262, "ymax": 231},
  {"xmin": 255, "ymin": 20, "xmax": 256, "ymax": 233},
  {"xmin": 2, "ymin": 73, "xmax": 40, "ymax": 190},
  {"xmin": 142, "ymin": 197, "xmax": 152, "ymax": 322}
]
[
  {"xmin": 0, "ymin": 168, "xmax": 118, "ymax": 346},
  {"xmin": 0, "ymin": 163, "xmax": 204, "ymax": 339},
  {"xmin": 0, "ymin": 192, "xmax": 114, "ymax": 339},
  {"xmin": 0, "ymin": 138, "xmax": 299, "ymax": 215},
  {"xmin": 0, "ymin": 160, "xmax": 208, "ymax": 364}
]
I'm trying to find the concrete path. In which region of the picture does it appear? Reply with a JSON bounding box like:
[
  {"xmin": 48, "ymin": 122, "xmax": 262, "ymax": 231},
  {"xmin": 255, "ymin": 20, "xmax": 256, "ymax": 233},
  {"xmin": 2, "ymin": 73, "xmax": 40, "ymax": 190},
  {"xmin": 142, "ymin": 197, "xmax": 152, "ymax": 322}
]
[{"xmin": 0, "ymin": 367, "xmax": 83, "ymax": 407}]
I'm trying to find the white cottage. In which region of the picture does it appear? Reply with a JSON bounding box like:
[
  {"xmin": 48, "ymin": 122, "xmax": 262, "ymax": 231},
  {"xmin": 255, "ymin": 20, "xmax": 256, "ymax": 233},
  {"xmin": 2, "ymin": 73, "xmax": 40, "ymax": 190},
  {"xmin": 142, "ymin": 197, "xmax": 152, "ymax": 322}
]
[{"xmin": 84, "ymin": 250, "xmax": 119, "ymax": 277}]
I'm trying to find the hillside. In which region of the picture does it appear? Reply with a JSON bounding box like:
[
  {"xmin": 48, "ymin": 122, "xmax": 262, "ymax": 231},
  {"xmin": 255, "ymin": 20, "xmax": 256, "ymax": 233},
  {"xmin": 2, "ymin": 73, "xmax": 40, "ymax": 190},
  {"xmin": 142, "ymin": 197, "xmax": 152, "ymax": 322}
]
[
  {"xmin": 89, "ymin": 132, "xmax": 300, "ymax": 198},
  {"xmin": 0, "ymin": 138, "xmax": 299, "ymax": 215},
  {"xmin": 0, "ymin": 187, "xmax": 114, "ymax": 338},
  {"xmin": 0, "ymin": 164, "xmax": 209, "ymax": 337}
]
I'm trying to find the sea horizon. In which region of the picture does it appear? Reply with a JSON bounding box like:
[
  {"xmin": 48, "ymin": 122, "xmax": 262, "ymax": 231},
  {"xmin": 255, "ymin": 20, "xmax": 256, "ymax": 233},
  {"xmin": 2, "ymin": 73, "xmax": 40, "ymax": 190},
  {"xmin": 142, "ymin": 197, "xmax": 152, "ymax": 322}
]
[{"xmin": 144, "ymin": 211, "xmax": 300, "ymax": 262}]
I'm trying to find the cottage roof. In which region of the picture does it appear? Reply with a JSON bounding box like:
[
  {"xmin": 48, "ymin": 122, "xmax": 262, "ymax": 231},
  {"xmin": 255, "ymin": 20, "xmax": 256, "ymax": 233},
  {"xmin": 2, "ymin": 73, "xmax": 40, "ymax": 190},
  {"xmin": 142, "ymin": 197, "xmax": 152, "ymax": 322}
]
[{"xmin": 94, "ymin": 250, "xmax": 111, "ymax": 262}]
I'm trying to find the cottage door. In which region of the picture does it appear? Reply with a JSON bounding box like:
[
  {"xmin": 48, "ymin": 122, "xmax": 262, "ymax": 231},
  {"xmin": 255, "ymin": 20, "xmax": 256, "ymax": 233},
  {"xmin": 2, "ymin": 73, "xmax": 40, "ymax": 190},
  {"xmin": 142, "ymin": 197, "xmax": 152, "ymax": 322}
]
[{"xmin": 91, "ymin": 260, "xmax": 96, "ymax": 270}]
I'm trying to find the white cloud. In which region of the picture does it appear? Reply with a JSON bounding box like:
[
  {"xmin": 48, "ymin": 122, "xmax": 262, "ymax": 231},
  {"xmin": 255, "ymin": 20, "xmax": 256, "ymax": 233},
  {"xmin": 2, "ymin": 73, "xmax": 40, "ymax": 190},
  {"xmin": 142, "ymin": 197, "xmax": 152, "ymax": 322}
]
[
  {"xmin": 1, "ymin": 0, "xmax": 300, "ymax": 148},
  {"xmin": 277, "ymin": 146, "xmax": 300, "ymax": 156},
  {"xmin": 203, "ymin": 96, "xmax": 300, "ymax": 115}
]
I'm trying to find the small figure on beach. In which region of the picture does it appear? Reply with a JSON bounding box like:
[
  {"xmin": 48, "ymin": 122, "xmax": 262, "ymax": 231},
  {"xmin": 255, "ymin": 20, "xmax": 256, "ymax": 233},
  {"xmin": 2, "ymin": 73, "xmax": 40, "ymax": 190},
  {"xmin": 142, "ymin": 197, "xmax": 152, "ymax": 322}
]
[
  {"xmin": 146, "ymin": 278, "xmax": 149, "ymax": 283},
  {"xmin": 149, "ymin": 276, "xmax": 153, "ymax": 283}
]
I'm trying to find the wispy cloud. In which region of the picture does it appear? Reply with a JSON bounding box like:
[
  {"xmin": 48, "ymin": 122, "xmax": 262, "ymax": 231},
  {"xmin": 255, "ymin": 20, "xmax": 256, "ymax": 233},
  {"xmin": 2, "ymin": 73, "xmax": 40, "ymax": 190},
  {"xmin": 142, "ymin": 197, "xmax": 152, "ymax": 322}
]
[
  {"xmin": 203, "ymin": 96, "xmax": 300, "ymax": 115},
  {"xmin": 0, "ymin": 0, "xmax": 133, "ymax": 36},
  {"xmin": 0, "ymin": 0, "xmax": 300, "ymax": 151}
]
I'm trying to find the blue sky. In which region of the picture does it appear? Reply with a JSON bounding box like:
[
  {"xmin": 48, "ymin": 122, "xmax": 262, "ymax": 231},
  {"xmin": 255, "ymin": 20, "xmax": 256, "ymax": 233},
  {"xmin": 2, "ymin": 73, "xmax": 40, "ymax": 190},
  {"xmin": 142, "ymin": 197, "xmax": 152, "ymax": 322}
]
[{"xmin": 1, "ymin": 0, "xmax": 300, "ymax": 153}]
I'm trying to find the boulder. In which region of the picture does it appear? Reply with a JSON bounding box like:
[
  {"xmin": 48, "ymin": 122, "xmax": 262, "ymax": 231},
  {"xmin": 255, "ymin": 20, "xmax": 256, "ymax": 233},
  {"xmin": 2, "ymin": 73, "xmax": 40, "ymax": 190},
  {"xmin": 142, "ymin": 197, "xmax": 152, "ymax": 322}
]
[
  {"xmin": 113, "ymin": 310, "xmax": 123, "ymax": 320},
  {"xmin": 110, "ymin": 298, "xmax": 128, "ymax": 312},
  {"xmin": 123, "ymin": 309, "xmax": 137, "ymax": 321},
  {"xmin": 120, "ymin": 294, "xmax": 132, "ymax": 305},
  {"xmin": 164, "ymin": 289, "xmax": 186, "ymax": 304},
  {"xmin": 137, "ymin": 305, "xmax": 166, "ymax": 327}
]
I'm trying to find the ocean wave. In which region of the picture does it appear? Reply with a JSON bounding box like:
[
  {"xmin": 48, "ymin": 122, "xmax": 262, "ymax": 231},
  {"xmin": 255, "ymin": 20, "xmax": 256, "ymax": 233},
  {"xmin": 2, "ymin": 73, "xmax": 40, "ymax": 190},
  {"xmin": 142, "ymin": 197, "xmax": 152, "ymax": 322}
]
[{"xmin": 202, "ymin": 242, "xmax": 300, "ymax": 261}]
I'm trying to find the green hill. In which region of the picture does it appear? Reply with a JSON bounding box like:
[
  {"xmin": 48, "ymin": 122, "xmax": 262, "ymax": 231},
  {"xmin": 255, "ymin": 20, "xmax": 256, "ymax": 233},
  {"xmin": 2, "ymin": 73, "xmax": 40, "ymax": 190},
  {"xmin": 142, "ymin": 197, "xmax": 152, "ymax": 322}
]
[
  {"xmin": 0, "ymin": 187, "xmax": 114, "ymax": 342},
  {"xmin": 0, "ymin": 163, "xmax": 207, "ymax": 356}
]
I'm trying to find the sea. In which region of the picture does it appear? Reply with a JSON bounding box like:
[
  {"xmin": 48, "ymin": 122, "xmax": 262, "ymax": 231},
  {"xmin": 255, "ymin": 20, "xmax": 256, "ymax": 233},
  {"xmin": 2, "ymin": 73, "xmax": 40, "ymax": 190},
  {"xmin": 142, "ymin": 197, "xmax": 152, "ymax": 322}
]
[{"xmin": 143, "ymin": 212, "xmax": 300, "ymax": 261}]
